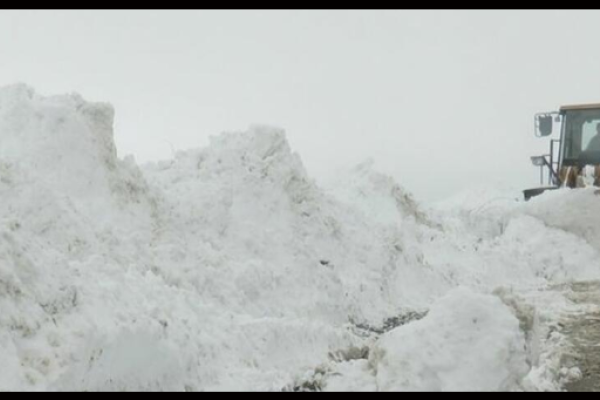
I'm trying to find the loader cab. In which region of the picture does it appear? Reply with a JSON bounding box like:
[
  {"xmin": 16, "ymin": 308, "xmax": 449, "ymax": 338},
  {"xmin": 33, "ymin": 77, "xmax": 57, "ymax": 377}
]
[
  {"xmin": 559, "ymin": 105, "xmax": 600, "ymax": 169},
  {"xmin": 525, "ymin": 103, "xmax": 600, "ymax": 200}
]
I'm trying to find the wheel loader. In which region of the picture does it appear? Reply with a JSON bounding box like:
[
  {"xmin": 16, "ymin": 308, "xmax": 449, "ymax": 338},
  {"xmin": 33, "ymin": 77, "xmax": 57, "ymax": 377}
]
[{"xmin": 525, "ymin": 103, "xmax": 600, "ymax": 200}]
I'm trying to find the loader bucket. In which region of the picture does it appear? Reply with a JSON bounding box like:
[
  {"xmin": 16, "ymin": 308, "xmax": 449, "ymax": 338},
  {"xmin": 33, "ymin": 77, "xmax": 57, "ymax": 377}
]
[{"xmin": 523, "ymin": 187, "xmax": 559, "ymax": 201}]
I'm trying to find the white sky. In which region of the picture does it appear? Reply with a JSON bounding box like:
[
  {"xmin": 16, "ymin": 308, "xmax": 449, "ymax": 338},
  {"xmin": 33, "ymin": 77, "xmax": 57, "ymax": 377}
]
[{"xmin": 2, "ymin": 10, "xmax": 600, "ymax": 202}]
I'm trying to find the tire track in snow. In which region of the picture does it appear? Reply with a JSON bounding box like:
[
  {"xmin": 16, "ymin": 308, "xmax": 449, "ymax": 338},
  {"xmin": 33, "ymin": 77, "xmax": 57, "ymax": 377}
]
[{"xmin": 560, "ymin": 281, "xmax": 600, "ymax": 392}]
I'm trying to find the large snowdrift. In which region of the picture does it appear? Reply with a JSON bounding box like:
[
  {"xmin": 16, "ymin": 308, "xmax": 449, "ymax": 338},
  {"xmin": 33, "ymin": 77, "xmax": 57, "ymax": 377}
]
[{"xmin": 1, "ymin": 85, "xmax": 600, "ymax": 391}]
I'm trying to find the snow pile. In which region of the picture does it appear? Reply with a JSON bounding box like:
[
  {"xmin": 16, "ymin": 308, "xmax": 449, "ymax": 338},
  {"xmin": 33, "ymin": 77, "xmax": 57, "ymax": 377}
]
[
  {"xmin": 523, "ymin": 187, "xmax": 600, "ymax": 252},
  {"xmin": 2, "ymin": 84, "xmax": 600, "ymax": 392},
  {"xmin": 0, "ymin": 84, "xmax": 160, "ymax": 391},
  {"xmin": 370, "ymin": 288, "xmax": 529, "ymax": 391},
  {"xmin": 0, "ymin": 85, "xmax": 453, "ymax": 391},
  {"xmin": 429, "ymin": 186, "xmax": 600, "ymax": 286},
  {"xmin": 143, "ymin": 125, "xmax": 459, "ymax": 323}
]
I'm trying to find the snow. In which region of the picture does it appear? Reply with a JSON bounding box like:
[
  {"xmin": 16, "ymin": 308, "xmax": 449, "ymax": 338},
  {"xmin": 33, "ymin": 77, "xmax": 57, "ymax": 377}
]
[
  {"xmin": 370, "ymin": 287, "xmax": 529, "ymax": 392},
  {"xmin": 1, "ymin": 84, "xmax": 600, "ymax": 391},
  {"xmin": 522, "ymin": 187, "xmax": 600, "ymax": 252}
]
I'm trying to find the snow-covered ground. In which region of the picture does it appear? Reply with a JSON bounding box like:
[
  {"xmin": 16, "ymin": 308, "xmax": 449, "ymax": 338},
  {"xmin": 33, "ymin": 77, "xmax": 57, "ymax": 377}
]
[{"xmin": 1, "ymin": 84, "xmax": 599, "ymax": 391}]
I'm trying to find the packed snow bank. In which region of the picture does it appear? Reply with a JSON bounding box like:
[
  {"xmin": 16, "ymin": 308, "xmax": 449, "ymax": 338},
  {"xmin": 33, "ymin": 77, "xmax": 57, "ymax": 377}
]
[{"xmin": 370, "ymin": 287, "xmax": 529, "ymax": 391}]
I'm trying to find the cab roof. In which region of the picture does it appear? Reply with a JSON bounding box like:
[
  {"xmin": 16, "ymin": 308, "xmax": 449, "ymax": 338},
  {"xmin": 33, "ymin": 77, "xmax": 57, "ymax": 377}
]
[{"xmin": 560, "ymin": 103, "xmax": 600, "ymax": 111}]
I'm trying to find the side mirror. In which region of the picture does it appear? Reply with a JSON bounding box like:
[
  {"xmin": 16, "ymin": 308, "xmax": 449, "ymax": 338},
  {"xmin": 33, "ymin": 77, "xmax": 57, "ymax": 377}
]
[{"xmin": 536, "ymin": 115, "xmax": 554, "ymax": 137}]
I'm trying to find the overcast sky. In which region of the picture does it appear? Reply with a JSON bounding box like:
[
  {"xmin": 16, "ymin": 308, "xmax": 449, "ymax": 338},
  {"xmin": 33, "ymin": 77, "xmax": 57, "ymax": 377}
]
[{"xmin": 1, "ymin": 10, "xmax": 600, "ymax": 202}]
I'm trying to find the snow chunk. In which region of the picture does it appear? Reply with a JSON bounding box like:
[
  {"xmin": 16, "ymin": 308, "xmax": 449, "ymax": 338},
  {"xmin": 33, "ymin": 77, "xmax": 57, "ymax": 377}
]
[{"xmin": 370, "ymin": 287, "xmax": 529, "ymax": 391}]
